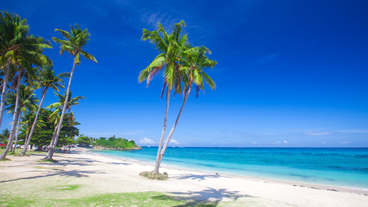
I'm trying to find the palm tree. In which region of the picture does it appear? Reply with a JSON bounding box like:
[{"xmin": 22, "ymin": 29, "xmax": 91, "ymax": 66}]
[
  {"xmin": 138, "ymin": 20, "xmax": 188, "ymax": 173},
  {"xmin": 49, "ymin": 24, "xmax": 97, "ymax": 160},
  {"xmin": 3, "ymin": 85, "xmax": 39, "ymax": 154},
  {"xmin": 44, "ymin": 90, "xmax": 85, "ymax": 159},
  {"xmin": 0, "ymin": 128, "xmax": 10, "ymax": 143},
  {"xmin": 19, "ymin": 111, "xmax": 46, "ymax": 153},
  {"xmin": 0, "ymin": 11, "xmax": 51, "ymax": 129},
  {"xmin": 0, "ymin": 14, "xmax": 51, "ymax": 159},
  {"xmin": 159, "ymin": 46, "xmax": 217, "ymax": 170},
  {"xmin": 20, "ymin": 66, "xmax": 69, "ymax": 155}
]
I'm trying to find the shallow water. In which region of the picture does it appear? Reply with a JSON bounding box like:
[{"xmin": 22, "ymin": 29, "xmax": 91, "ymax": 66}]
[{"xmin": 92, "ymin": 147, "xmax": 368, "ymax": 190}]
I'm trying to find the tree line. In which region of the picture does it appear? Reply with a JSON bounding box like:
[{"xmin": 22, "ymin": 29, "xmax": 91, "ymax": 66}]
[{"xmin": 0, "ymin": 11, "xmax": 96, "ymax": 160}]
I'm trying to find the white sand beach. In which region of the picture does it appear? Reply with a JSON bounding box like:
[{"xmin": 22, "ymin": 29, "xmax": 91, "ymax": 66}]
[{"xmin": 1, "ymin": 152, "xmax": 368, "ymax": 206}]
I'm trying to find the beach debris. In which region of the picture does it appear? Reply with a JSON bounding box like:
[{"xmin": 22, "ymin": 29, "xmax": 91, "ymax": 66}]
[
  {"xmin": 215, "ymin": 173, "xmax": 219, "ymax": 175},
  {"xmin": 299, "ymin": 185, "xmax": 305, "ymax": 187},
  {"xmin": 327, "ymin": 189, "xmax": 338, "ymax": 192}
]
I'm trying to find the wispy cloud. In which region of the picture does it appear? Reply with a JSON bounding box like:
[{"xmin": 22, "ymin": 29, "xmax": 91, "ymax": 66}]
[
  {"xmin": 256, "ymin": 53, "xmax": 278, "ymax": 65},
  {"xmin": 139, "ymin": 138, "xmax": 155, "ymax": 145},
  {"xmin": 283, "ymin": 141, "xmax": 288, "ymax": 144},
  {"xmin": 341, "ymin": 141, "xmax": 350, "ymax": 144},
  {"xmin": 304, "ymin": 131, "xmax": 335, "ymax": 136},
  {"xmin": 252, "ymin": 142, "xmax": 257, "ymax": 144},
  {"xmin": 170, "ymin": 139, "xmax": 180, "ymax": 145}
]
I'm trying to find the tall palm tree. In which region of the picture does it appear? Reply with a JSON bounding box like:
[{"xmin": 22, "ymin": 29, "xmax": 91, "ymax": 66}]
[
  {"xmin": 0, "ymin": 14, "xmax": 51, "ymax": 159},
  {"xmin": 0, "ymin": 11, "xmax": 29, "ymax": 129},
  {"xmin": 49, "ymin": 24, "xmax": 97, "ymax": 160},
  {"xmin": 0, "ymin": 11, "xmax": 51, "ymax": 129},
  {"xmin": 138, "ymin": 20, "xmax": 188, "ymax": 173},
  {"xmin": 158, "ymin": 46, "xmax": 217, "ymax": 170},
  {"xmin": 20, "ymin": 66, "xmax": 69, "ymax": 155},
  {"xmin": 3, "ymin": 85, "xmax": 39, "ymax": 154},
  {"xmin": 44, "ymin": 90, "xmax": 85, "ymax": 159}
]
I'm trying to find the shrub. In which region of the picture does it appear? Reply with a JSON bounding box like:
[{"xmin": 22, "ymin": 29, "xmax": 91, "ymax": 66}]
[{"xmin": 139, "ymin": 171, "xmax": 168, "ymax": 180}]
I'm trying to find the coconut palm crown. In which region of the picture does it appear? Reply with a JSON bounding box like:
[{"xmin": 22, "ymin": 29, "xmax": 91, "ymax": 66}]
[{"xmin": 52, "ymin": 24, "xmax": 97, "ymax": 65}]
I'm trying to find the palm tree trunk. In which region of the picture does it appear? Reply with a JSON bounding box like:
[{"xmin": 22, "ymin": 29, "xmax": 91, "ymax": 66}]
[
  {"xmin": 0, "ymin": 71, "xmax": 22, "ymax": 159},
  {"xmin": 21, "ymin": 89, "xmax": 47, "ymax": 155},
  {"xmin": 43, "ymin": 122, "xmax": 59, "ymax": 159},
  {"xmin": 153, "ymin": 88, "xmax": 170, "ymax": 173},
  {"xmin": 158, "ymin": 88, "xmax": 191, "ymax": 167},
  {"xmin": 47, "ymin": 60, "xmax": 75, "ymax": 160},
  {"xmin": 12, "ymin": 111, "xmax": 22, "ymax": 154},
  {"xmin": 0, "ymin": 58, "xmax": 10, "ymax": 128}
]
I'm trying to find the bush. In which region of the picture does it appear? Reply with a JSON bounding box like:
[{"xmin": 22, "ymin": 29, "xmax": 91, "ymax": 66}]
[{"xmin": 139, "ymin": 171, "xmax": 168, "ymax": 180}]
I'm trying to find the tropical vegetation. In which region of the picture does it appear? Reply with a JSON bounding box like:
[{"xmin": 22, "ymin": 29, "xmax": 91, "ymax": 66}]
[{"xmin": 94, "ymin": 136, "xmax": 139, "ymax": 149}]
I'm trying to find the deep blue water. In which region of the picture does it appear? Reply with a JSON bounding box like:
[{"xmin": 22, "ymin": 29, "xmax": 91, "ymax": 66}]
[{"xmin": 92, "ymin": 147, "xmax": 368, "ymax": 189}]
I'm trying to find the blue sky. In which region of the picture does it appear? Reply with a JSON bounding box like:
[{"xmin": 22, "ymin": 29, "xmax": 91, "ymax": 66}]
[{"xmin": 1, "ymin": 0, "xmax": 368, "ymax": 147}]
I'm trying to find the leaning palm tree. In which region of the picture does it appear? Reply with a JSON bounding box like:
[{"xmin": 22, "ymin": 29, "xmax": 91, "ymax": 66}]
[
  {"xmin": 20, "ymin": 66, "xmax": 69, "ymax": 155},
  {"xmin": 44, "ymin": 90, "xmax": 85, "ymax": 160},
  {"xmin": 0, "ymin": 11, "xmax": 51, "ymax": 129},
  {"xmin": 138, "ymin": 20, "xmax": 188, "ymax": 173},
  {"xmin": 158, "ymin": 46, "xmax": 217, "ymax": 170},
  {"xmin": 50, "ymin": 24, "xmax": 97, "ymax": 160},
  {"xmin": 4, "ymin": 85, "xmax": 38, "ymax": 154},
  {"xmin": 0, "ymin": 11, "xmax": 29, "ymax": 129}
]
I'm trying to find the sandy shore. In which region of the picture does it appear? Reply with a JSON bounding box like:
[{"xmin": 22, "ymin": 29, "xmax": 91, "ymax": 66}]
[{"xmin": 1, "ymin": 152, "xmax": 368, "ymax": 206}]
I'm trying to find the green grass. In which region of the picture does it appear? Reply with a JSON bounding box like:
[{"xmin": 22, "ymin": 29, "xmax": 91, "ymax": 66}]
[
  {"xmin": 36, "ymin": 158, "xmax": 58, "ymax": 163},
  {"xmin": 0, "ymin": 191, "xmax": 217, "ymax": 207},
  {"xmin": 0, "ymin": 157, "xmax": 11, "ymax": 161},
  {"xmin": 140, "ymin": 171, "xmax": 169, "ymax": 180}
]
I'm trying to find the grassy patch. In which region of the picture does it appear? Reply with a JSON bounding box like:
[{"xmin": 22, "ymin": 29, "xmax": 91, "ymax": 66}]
[
  {"xmin": 0, "ymin": 191, "xmax": 217, "ymax": 207},
  {"xmin": 139, "ymin": 171, "xmax": 169, "ymax": 180},
  {"xmin": 53, "ymin": 184, "xmax": 81, "ymax": 191},
  {"xmin": 0, "ymin": 157, "xmax": 11, "ymax": 161},
  {"xmin": 36, "ymin": 159, "xmax": 58, "ymax": 163}
]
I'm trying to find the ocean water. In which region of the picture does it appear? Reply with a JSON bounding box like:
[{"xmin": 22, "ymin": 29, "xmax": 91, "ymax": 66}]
[{"xmin": 92, "ymin": 147, "xmax": 368, "ymax": 190}]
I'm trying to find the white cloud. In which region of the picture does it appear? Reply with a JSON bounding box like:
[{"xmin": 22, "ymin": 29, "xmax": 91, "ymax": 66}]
[
  {"xmin": 283, "ymin": 141, "xmax": 288, "ymax": 144},
  {"xmin": 321, "ymin": 142, "xmax": 326, "ymax": 144},
  {"xmin": 276, "ymin": 141, "xmax": 281, "ymax": 144},
  {"xmin": 139, "ymin": 138, "xmax": 155, "ymax": 145},
  {"xmin": 304, "ymin": 131, "xmax": 334, "ymax": 136},
  {"xmin": 341, "ymin": 142, "xmax": 350, "ymax": 144},
  {"xmin": 170, "ymin": 139, "xmax": 180, "ymax": 145},
  {"xmin": 252, "ymin": 142, "xmax": 257, "ymax": 144}
]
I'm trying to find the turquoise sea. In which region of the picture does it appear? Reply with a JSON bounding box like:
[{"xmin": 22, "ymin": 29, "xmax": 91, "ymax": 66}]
[{"xmin": 92, "ymin": 147, "xmax": 368, "ymax": 190}]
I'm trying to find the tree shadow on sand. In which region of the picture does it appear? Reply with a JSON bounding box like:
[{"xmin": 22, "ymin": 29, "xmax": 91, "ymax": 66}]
[
  {"xmin": 171, "ymin": 173, "xmax": 221, "ymax": 181},
  {"xmin": 0, "ymin": 168, "xmax": 107, "ymax": 184},
  {"xmin": 152, "ymin": 187, "xmax": 251, "ymax": 206}
]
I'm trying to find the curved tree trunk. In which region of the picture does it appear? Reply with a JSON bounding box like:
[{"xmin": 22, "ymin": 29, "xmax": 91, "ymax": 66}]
[
  {"xmin": 153, "ymin": 88, "xmax": 170, "ymax": 173},
  {"xmin": 0, "ymin": 58, "xmax": 10, "ymax": 128},
  {"xmin": 44, "ymin": 122, "xmax": 59, "ymax": 159},
  {"xmin": 47, "ymin": 61, "xmax": 75, "ymax": 160},
  {"xmin": 21, "ymin": 88, "xmax": 47, "ymax": 155},
  {"xmin": 157, "ymin": 88, "xmax": 191, "ymax": 169},
  {"xmin": 0, "ymin": 71, "xmax": 22, "ymax": 159},
  {"xmin": 12, "ymin": 111, "xmax": 22, "ymax": 154}
]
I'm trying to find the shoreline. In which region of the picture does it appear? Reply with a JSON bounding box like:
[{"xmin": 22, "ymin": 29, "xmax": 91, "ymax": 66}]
[
  {"xmin": 2, "ymin": 151, "xmax": 368, "ymax": 206},
  {"xmin": 89, "ymin": 150, "xmax": 368, "ymax": 195}
]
